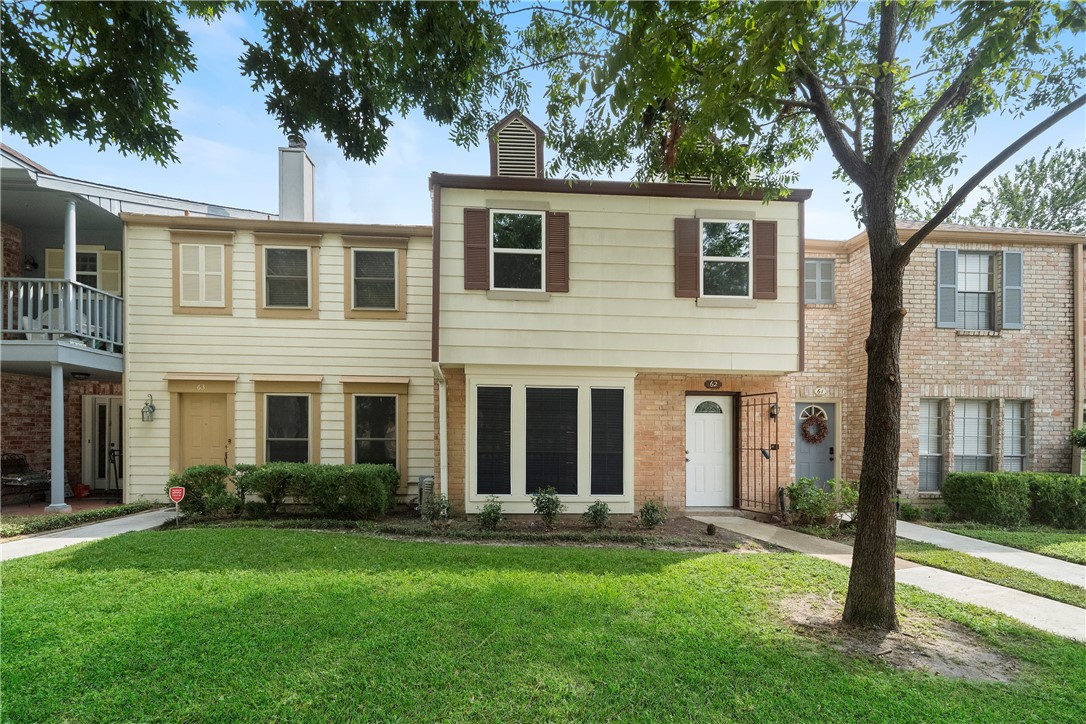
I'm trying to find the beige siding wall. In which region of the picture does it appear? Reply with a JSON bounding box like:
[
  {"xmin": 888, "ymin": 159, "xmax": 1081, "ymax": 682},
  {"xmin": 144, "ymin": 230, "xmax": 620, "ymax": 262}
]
[
  {"xmin": 439, "ymin": 188, "xmax": 803, "ymax": 372},
  {"xmin": 124, "ymin": 223, "xmax": 434, "ymax": 501}
]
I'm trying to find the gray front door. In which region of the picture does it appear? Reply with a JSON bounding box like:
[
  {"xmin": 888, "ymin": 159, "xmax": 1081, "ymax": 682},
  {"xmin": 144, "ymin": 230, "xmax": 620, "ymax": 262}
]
[{"xmin": 796, "ymin": 403, "xmax": 835, "ymax": 487}]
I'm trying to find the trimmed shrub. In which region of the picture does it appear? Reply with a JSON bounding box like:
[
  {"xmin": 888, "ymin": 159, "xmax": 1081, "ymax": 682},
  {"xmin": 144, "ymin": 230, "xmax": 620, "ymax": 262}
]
[
  {"xmin": 478, "ymin": 496, "xmax": 503, "ymax": 531},
  {"xmin": 422, "ymin": 493, "xmax": 451, "ymax": 523},
  {"xmin": 244, "ymin": 462, "xmax": 307, "ymax": 514},
  {"xmin": 927, "ymin": 504, "xmax": 952, "ymax": 523},
  {"xmin": 786, "ymin": 477, "xmax": 837, "ymax": 526},
  {"xmin": 532, "ymin": 486, "xmax": 565, "ymax": 527},
  {"xmin": 1071, "ymin": 427, "xmax": 1086, "ymax": 449},
  {"xmin": 1027, "ymin": 473, "xmax": 1086, "ymax": 529},
  {"xmin": 897, "ymin": 502, "xmax": 923, "ymax": 522},
  {"xmin": 582, "ymin": 500, "xmax": 611, "ymax": 529},
  {"xmin": 942, "ymin": 472, "xmax": 1030, "ymax": 527},
  {"xmin": 638, "ymin": 499, "xmax": 668, "ymax": 529},
  {"xmin": 309, "ymin": 464, "xmax": 399, "ymax": 519},
  {"xmin": 167, "ymin": 465, "xmax": 233, "ymax": 515}
]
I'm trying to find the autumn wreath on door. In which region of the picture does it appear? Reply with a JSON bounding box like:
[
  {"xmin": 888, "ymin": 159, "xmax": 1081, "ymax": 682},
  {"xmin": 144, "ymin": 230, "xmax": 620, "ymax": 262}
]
[{"xmin": 799, "ymin": 405, "xmax": 829, "ymax": 444}]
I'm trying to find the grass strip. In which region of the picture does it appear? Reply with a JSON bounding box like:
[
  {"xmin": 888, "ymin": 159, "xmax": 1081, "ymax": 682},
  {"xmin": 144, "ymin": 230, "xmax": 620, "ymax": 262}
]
[
  {"xmin": 0, "ymin": 500, "xmax": 160, "ymax": 538},
  {"xmin": 931, "ymin": 524, "xmax": 1086, "ymax": 566}
]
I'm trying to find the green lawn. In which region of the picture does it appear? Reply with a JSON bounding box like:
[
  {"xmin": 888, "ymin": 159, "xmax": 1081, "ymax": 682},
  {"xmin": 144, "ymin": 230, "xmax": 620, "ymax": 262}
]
[
  {"xmin": 895, "ymin": 540, "xmax": 1086, "ymax": 609},
  {"xmin": 3, "ymin": 530, "xmax": 1085, "ymax": 722},
  {"xmin": 932, "ymin": 524, "xmax": 1086, "ymax": 566}
]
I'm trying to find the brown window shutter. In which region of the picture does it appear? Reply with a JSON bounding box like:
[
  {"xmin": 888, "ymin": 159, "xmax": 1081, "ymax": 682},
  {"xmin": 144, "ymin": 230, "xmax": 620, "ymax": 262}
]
[
  {"xmin": 463, "ymin": 208, "xmax": 489, "ymax": 290},
  {"xmin": 752, "ymin": 220, "xmax": 777, "ymax": 300},
  {"xmin": 675, "ymin": 217, "xmax": 700, "ymax": 298},
  {"xmin": 545, "ymin": 211, "xmax": 569, "ymax": 293}
]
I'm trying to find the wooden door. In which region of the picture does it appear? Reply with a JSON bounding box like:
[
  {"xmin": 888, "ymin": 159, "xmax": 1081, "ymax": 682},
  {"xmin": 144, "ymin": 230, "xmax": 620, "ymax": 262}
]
[{"xmin": 180, "ymin": 393, "xmax": 230, "ymax": 469}]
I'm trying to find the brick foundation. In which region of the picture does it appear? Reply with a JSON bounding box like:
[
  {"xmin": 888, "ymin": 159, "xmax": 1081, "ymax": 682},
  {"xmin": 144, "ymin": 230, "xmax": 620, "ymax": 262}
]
[{"xmin": 1, "ymin": 372, "xmax": 122, "ymax": 485}]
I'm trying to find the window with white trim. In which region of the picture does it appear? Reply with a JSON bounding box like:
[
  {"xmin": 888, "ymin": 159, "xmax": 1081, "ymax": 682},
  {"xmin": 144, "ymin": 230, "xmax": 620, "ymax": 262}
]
[
  {"xmin": 919, "ymin": 399, "xmax": 944, "ymax": 491},
  {"xmin": 491, "ymin": 210, "xmax": 544, "ymax": 290},
  {"xmin": 956, "ymin": 252, "xmax": 995, "ymax": 330},
  {"xmin": 353, "ymin": 395, "xmax": 397, "ymax": 466},
  {"xmin": 266, "ymin": 394, "xmax": 310, "ymax": 462},
  {"xmin": 178, "ymin": 244, "xmax": 225, "ymax": 307},
  {"xmin": 352, "ymin": 249, "xmax": 397, "ymax": 310},
  {"xmin": 954, "ymin": 400, "xmax": 993, "ymax": 472},
  {"xmin": 1003, "ymin": 401, "xmax": 1028, "ymax": 472},
  {"xmin": 804, "ymin": 258, "xmax": 835, "ymax": 304},
  {"xmin": 265, "ymin": 247, "xmax": 310, "ymax": 307},
  {"xmin": 701, "ymin": 219, "xmax": 751, "ymax": 297}
]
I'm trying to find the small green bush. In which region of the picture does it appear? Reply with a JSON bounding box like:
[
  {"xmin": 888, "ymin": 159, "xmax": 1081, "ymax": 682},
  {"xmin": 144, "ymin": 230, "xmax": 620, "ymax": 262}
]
[
  {"xmin": 638, "ymin": 499, "xmax": 667, "ymax": 529},
  {"xmin": 422, "ymin": 493, "xmax": 451, "ymax": 522},
  {"xmin": 582, "ymin": 500, "xmax": 611, "ymax": 529},
  {"xmin": 927, "ymin": 504, "xmax": 952, "ymax": 523},
  {"xmin": 244, "ymin": 462, "xmax": 307, "ymax": 513},
  {"xmin": 242, "ymin": 501, "xmax": 269, "ymax": 519},
  {"xmin": 1071, "ymin": 427, "xmax": 1086, "ymax": 449},
  {"xmin": 942, "ymin": 472, "xmax": 1030, "ymax": 527},
  {"xmin": 309, "ymin": 464, "xmax": 399, "ymax": 519},
  {"xmin": 898, "ymin": 502, "xmax": 923, "ymax": 522},
  {"xmin": 167, "ymin": 465, "xmax": 233, "ymax": 515},
  {"xmin": 786, "ymin": 478, "xmax": 838, "ymax": 526},
  {"xmin": 1027, "ymin": 473, "xmax": 1086, "ymax": 529},
  {"xmin": 531, "ymin": 486, "xmax": 565, "ymax": 527},
  {"xmin": 478, "ymin": 496, "xmax": 503, "ymax": 531}
]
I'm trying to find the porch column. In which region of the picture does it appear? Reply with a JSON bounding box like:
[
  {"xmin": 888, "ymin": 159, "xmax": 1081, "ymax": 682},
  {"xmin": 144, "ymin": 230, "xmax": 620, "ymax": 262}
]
[
  {"xmin": 46, "ymin": 363, "xmax": 72, "ymax": 513},
  {"xmin": 64, "ymin": 197, "xmax": 77, "ymax": 281}
]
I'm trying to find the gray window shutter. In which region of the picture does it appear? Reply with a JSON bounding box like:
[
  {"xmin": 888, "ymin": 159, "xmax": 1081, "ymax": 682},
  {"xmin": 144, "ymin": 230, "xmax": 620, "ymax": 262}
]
[
  {"xmin": 936, "ymin": 248, "xmax": 958, "ymax": 328},
  {"xmin": 674, "ymin": 218, "xmax": 700, "ymax": 298},
  {"xmin": 463, "ymin": 208, "xmax": 490, "ymax": 290},
  {"xmin": 1002, "ymin": 250, "xmax": 1024, "ymax": 330}
]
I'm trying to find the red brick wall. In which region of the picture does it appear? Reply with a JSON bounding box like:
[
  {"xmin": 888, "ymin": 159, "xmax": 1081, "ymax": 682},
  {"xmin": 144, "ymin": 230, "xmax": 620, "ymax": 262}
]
[
  {"xmin": 440, "ymin": 367, "xmax": 466, "ymax": 511},
  {"xmin": 634, "ymin": 372, "xmax": 793, "ymax": 512},
  {"xmin": 2, "ymin": 372, "xmax": 122, "ymax": 485},
  {"xmin": 1, "ymin": 221, "xmax": 21, "ymax": 278}
]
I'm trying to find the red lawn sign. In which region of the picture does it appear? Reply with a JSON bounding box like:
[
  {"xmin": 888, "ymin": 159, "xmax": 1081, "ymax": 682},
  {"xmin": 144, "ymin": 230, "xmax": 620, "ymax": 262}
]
[{"xmin": 169, "ymin": 486, "xmax": 186, "ymax": 503}]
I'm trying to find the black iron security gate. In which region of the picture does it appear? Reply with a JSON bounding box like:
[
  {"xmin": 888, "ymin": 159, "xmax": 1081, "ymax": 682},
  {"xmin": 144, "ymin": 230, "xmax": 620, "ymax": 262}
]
[{"xmin": 738, "ymin": 392, "xmax": 780, "ymax": 513}]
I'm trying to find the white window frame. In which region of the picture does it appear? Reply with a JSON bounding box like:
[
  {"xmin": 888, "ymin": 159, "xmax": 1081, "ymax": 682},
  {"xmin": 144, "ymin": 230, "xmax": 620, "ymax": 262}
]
[
  {"xmin": 956, "ymin": 251, "xmax": 996, "ymax": 331},
  {"xmin": 489, "ymin": 209, "xmax": 546, "ymax": 292},
  {"xmin": 264, "ymin": 245, "xmax": 311, "ymax": 308},
  {"xmin": 465, "ymin": 372, "xmax": 634, "ymax": 514},
  {"xmin": 351, "ymin": 248, "xmax": 398, "ymax": 311},
  {"xmin": 804, "ymin": 258, "xmax": 835, "ymax": 304},
  {"xmin": 699, "ymin": 218, "xmax": 752, "ymax": 299},
  {"xmin": 1003, "ymin": 400, "xmax": 1029, "ymax": 472},
  {"xmin": 919, "ymin": 399, "xmax": 944, "ymax": 492},
  {"xmin": 953, "ymin": 399, "xmax": 994, "ymax": 472},
  {"xmin": 178, "ymin": 243, "xmax": 226, "ymax": 308},
  {"xmin": 352, "ymin": 393, "xmax": 399, "ymax": 466},
  {"xmin": 265, "ymin": 393, "xmax": 311, "ymax": 463}
]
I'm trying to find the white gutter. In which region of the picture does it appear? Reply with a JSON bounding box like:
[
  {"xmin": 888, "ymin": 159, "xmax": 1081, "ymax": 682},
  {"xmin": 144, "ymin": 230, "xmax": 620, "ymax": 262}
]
[
  {"xmin": 432, "ymin": 362, "xmax": 449, "ymax": 497},
  {"xmin": 1073, "ymin": 243, "xmax": 1084, "ymax": 474}
]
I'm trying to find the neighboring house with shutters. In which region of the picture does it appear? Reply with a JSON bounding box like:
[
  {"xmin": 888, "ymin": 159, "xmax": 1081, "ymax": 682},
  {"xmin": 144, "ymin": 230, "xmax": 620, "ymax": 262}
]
[
  {"xmin": 430, "ymin": 111, "xmax": 811, "ymax": 515},
  {"xmin": 794, "ymin": 222, "xmax": 1085, "ymax": 503}
]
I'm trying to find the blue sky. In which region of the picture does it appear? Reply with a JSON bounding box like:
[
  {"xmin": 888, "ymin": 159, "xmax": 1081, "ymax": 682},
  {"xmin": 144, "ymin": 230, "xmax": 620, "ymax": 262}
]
[{"xmin": 3, "ymin": 7, "xmax": 1082, "ymax": 239}]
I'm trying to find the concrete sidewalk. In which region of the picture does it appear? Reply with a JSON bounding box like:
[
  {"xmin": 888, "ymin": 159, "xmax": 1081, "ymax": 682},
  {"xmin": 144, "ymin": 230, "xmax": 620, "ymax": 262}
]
[
  {"xmin": 691, "ymin": 515, "xmax": 1086, "ymax": 643},
  {"xmin": 896, "ymin": 520, "xmax": 1086, "ymax": 588},
  {"xmin": 1, "ymin": 509, "xmax": 175, "ymax": 562}
]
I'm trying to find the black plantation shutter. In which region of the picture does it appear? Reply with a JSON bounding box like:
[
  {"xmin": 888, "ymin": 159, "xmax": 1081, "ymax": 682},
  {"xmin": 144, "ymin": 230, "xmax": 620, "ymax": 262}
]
[
  {"xmin": 464, "ymin": 208, "xmax": 490, "ymax": 290},
  {"xmin": 591, "ymin": 388, "xmax": 624, "ymax": 495},
  {"xmin": 675, "ymin": 217, "xmax": 700, "ymax": 297},
  {"xmin": 751, "ymin": 220, "xmax": 778, "ymax": 300},
  {"xmin": 526, "ymin": 388, "xmax": 577, "ymax": 494},
  {"xmin": 476, "ymin": 387, "xmax": 511, "ymax": 494},
  {"xmin": 545, "ymin": 211, "xmax": 569, "ymax": 292}
]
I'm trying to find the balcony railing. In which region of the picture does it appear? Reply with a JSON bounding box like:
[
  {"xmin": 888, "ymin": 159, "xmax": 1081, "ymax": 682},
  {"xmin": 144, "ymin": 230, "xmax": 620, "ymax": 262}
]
[{"xmin": 2, "ymin": 278, "xmax": 123, "ymax": 354}]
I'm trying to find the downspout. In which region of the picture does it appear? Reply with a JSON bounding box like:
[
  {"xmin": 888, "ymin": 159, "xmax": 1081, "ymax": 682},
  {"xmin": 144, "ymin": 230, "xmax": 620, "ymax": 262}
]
[
  {"xmin": 1073, "ymin": 243, "xmax": 1084, "ymax": 474},
  {"xmin": 433, "ymin": 362, "xmax": 449, "ymax": 498}
]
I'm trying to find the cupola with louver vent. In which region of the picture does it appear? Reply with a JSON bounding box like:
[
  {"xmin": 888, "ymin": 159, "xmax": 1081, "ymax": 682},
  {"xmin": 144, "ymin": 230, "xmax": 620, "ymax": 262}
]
[{"xmin": 489, "ymin": 110, "xmax": 545, "ymax": 178}]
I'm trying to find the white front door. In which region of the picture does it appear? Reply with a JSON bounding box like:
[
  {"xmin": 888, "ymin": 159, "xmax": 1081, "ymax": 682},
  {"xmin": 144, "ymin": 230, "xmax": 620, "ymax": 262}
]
[{"xmin": 686, "ymin": 396, "xmax": 733, "ymax": 507}]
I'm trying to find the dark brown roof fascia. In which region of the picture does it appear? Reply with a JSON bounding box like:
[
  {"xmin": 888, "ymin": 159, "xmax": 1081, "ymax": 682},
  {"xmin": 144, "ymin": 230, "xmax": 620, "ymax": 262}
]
[{"xmin": 429, "ymin": 173, "xmax": 813, "ymax": 202}]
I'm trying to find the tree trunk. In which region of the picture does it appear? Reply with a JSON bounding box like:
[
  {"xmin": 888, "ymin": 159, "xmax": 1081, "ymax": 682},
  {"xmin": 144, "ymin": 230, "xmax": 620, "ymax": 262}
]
[{"xmin": 842, "ymin": 192, "xmax": 905, "ymax": 630}]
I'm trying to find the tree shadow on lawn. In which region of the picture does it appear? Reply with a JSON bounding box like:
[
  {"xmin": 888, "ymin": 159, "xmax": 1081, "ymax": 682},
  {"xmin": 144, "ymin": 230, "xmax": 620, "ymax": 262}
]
[{"xmin": 6, "ymin": 536, "xmax": 1081, "ymax": 722}]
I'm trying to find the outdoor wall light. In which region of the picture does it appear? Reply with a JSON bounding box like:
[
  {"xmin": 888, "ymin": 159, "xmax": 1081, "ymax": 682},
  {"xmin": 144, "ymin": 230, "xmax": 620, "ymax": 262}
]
[
  {"xmin": 141, "ymin": 394, "xmax": 156, "ymax": 422},
  {"xmin": 24, "ymin": 254, "xmax": 39, "ymax": 272},
  {"xmin": 768, "ymin": 403, "xmax": 780, "ymax": 418}
]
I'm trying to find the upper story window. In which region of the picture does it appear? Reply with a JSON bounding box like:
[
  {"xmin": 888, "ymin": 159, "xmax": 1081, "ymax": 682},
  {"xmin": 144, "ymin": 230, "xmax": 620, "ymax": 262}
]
[
  {"xmin": 804, "ymin": 258, "xmax": 835, "ymax": 304},
  {"xmin": 256, "ymin": 234, "xmax": 320, "ymax": 319},
  {"xmin": 265, "ymin": 247, "xmax": 310, "ymax": 307},
  {"xmin": 936, "ymin": 249, "xmax": 1024, "ymax": 331},
  {"xmin": 491, "ymin": 210, "xmax": 545, "ymax": 291},
  {"xmin": 170, "ymin": 230, "xmax": 233, "ymax": 315},
  {"xmin": 45, "ymin": 246, "xmax": 122, "ymax": 295},
  {"xmin": 701, "ymin": 220, "xmax": 751, "ymax": 297},
  {"xmin": 353, "ymin": 249, "xmax": 397, "ymax": 310}
]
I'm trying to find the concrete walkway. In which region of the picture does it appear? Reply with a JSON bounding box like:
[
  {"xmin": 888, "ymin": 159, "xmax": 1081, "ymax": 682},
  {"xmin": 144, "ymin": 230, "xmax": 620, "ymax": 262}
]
[
  {"xmin": 896, "ymin": 520, "xmax": 1086, "ymax": 588},
  {"xmin": 691, "ymin": 515, "xmax": 1086, "ymax": 643},
  {"xmin": 1, "ymin": 509, "xmax": 175, "ymax": 562}
]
